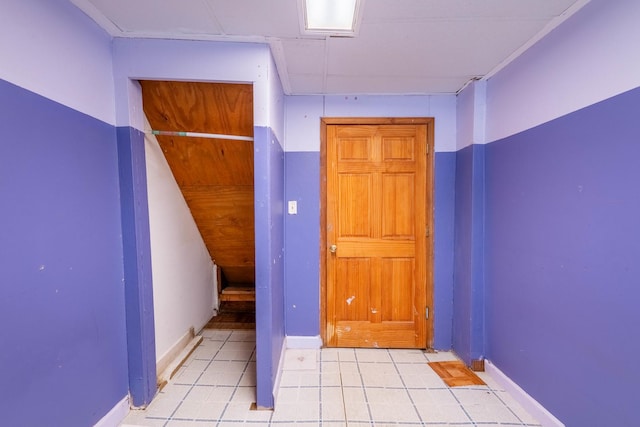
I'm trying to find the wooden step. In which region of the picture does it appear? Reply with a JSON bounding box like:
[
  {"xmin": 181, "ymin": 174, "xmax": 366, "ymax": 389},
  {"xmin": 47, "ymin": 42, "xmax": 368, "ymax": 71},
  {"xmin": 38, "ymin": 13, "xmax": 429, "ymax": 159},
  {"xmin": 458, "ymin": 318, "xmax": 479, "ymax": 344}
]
[{"xmin": 220, "ymin": 285, "xmax": 255, "ymax": 302}]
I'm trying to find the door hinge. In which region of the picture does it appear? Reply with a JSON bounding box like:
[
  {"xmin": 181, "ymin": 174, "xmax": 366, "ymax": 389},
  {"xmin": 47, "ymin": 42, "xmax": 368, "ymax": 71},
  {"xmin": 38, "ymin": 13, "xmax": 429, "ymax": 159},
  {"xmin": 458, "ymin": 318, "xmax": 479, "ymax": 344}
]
[
  {"xmin": 425, "ymin": 307, "xmax": 430, "ymax": 319},
  {"xmin": 426, "ymin": 228, "xmax": 430, "ymax": 238}
]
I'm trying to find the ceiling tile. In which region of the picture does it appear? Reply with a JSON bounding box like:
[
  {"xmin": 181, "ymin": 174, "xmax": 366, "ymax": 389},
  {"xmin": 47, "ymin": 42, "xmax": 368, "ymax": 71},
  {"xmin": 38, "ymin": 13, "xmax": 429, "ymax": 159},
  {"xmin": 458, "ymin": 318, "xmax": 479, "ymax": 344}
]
[
  {"xmin": 280, "ymin": 38, "xmax": 326, "ymax": 74},
  {"xmin": 327, "ymin": 19, "xmax": 550, "ymax": 77},
  {"xmin": 88, "ymin": 0, "xmax": 222, "ymax": 35},
  {"xmin": 362, "ymin": 0, "xmax": 579, "ymax": 22},
  {"xmin": 206, "ymin": 0, "xmax": 301, "ymax": 37},
  {"xmin": 325, "ymin": 75, "xmax": 469, "ymax": 94},
  {"xmin": 73, "ymin": 0, "xmax": 588, "ymax": 95}
]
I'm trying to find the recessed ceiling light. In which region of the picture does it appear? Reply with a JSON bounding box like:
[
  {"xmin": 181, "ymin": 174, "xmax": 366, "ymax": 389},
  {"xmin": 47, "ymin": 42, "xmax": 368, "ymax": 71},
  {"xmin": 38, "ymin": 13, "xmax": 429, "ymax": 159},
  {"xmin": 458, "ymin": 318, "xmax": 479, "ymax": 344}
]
[{"xmin": 300, "ymin": 0, "xmax": 363, "ymax": 36}]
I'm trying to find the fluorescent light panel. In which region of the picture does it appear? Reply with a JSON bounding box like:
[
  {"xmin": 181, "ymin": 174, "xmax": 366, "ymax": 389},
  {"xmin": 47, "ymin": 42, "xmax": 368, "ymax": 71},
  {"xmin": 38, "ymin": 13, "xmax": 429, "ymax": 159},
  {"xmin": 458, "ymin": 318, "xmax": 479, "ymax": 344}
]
[{"xmin": 304, "ymin": 0, "xmax": 358, "ymax": 32}]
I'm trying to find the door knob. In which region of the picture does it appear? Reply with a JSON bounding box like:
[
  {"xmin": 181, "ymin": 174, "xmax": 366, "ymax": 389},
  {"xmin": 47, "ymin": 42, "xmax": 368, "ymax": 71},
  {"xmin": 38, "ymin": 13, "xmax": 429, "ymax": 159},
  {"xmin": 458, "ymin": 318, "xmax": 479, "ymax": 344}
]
[{"xmin": 329, "ymin": 244, "xmax": 337, "ymax": 253}]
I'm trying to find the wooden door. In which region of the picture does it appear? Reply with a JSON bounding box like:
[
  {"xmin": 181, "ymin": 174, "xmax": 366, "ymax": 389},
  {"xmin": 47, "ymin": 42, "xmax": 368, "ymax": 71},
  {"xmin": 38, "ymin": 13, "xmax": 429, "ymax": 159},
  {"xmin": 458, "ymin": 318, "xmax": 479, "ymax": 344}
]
[{"xmin": 323, "ymin": 118, "xmax": 433, "ymax": 348}]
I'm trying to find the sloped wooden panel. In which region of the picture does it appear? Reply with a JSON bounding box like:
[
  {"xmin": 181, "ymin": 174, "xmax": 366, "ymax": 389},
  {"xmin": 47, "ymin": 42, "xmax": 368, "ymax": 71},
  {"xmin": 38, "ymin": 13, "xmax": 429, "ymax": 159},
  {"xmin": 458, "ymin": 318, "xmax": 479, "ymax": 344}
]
[
  {"xmin": 140, "ymin": 81, "xmax": 255, "ymax": 290},
  {"xmin": 154, "ymin": 135, "xmax": 254, "ymax": 186},
  {"xmin": 140, "ymin": 81, "xmax": 253, "ymax": 137},
  {"xmin": 181, "ymin": 185, "xmax": 254, "ymax": 278}
]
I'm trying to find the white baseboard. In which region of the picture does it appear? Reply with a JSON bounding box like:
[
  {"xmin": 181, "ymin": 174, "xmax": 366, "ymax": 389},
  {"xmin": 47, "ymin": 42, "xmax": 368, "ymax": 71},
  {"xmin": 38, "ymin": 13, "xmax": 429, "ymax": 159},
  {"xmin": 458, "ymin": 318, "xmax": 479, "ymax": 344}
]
[
  {"xmin": 94, "ymin": 395, "xmax": 129, "ymax": 427},
  {"xmin": 485, "ymin": 360, "xmax": 564, "ymax": 427},
  {"xmin": 285, "ymin": 335, "xmax": 323, "ymax": 349},
  {"xmin": 272, "ymin": 338, "xmax": 287, "ymax": 407}
]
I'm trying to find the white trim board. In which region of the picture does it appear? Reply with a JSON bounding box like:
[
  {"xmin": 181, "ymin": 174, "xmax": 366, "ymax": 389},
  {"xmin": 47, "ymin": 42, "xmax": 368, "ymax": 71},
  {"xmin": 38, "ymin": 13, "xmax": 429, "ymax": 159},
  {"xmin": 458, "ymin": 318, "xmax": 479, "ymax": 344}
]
[
  {"xmin": 272, "ymin": 338, "xmax": 288, "ymax": 408},
  {"xmin": 157, "ymin": 335, "xmax": 203, "ymax": 386},
  {"xmin": 285, "ymin": 335, "xmax": 323, "ymax": 349},
  {"xmin": 485, "ymin": 360, "xmax": 564, "ymax": 427},
  {"xmin": 94, "ymin": 395, "xmax": 129, "ymax": 427}
]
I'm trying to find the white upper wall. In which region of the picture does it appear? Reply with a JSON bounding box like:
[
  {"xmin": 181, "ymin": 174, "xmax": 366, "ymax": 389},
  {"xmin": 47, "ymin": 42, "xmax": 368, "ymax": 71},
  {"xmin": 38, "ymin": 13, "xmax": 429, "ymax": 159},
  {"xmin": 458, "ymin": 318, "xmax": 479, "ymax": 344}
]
[
  {"xmin": 456, "ymin": 80, "xmax": 488, "ymax": 150},
  {"xmin": 457, "ymin": 83, "xmax": 476, "ymax": 151},
  {"xmin": 285, "ymin": 95, "xmax": 457, "ymax": 152},
  {"xmin": 144, "ymin": 129, "xmax": 216, "ymax": 362},
  {"xmin": 268, "ymin": 53, "xmax": 286, "ymax": 145},
  {"xmin": 486, "ymin": 0, "xmax": 640, "ymax": 142},
  {"xmin": 0, "ymin": 0, "xmax": 116, "ymax": 125}
]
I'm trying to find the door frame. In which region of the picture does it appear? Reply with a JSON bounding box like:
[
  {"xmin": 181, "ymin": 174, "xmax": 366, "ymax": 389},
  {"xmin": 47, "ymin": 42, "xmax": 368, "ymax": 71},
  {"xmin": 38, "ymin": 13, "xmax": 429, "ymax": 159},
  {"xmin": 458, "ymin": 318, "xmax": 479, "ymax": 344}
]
[
  {"xmin": 119, "ymin": 78, "xmax": 276, "ymax": 408},
  {"xmin": 319, "ymin": 117, "xmax": 435, "ymax": 348}
]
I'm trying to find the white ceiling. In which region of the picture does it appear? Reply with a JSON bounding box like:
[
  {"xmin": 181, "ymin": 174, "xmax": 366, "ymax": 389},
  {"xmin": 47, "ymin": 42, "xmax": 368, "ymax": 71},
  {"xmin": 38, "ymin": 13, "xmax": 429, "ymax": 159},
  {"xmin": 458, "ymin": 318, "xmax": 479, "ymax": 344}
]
[{"xmin": 70, "ymin": 0, "xmax": 589, "ymax": 95}]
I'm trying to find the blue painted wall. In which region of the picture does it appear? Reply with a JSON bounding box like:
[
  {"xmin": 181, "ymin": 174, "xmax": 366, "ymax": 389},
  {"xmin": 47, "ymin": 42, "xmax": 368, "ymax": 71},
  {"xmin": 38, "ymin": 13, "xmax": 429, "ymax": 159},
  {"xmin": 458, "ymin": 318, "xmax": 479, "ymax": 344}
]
[
  {"xmin": 453, "ymin": 146, "xmax": 473, "ymax": 363},
  {"xmin": 485, "ymin": 87, "xmax": 640, "ymax": 425},
  {"xmin": 284, "ymin": 152, "xmax": 321, "ymax": 337},
  {"xmin": 453, "ymin": 144, "xmax": 486, "ymax": 364},
  {"xmin": 433, "ymin": 152, "xmax": 456, "ymax": 350},
  {"xmin": 117, "ymin": 127, "xmax": 157, "ymax": 406},
  {"xmin": 0, "ymin": 79, "xmax": 129, "ymax": 425},
  {"xmin": 284, "ymin": 150, "xmax": 456, "ymax": 349},
  {"xmin": 254, "ymin": 127, "xmax": 286, "ymax": 408}
]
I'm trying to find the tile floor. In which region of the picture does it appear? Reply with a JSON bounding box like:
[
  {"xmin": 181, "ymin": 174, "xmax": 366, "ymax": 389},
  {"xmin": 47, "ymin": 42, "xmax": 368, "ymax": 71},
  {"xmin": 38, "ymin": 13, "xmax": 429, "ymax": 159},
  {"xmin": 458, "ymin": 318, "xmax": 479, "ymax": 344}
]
[{"xmin": 121, "ymin": 330, "xmax": 540, "ymax": 426}]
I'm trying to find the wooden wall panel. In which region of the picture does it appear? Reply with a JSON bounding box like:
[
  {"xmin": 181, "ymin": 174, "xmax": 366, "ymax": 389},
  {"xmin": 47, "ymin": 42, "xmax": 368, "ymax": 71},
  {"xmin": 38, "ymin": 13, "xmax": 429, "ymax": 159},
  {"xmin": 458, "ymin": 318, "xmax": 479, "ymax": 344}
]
[
  {"xmin": 182, "ymin": 186, "xmax": 255, "ymax": 268},
  {"xmin": 154, "ymin": 135, "xmax": 254, "ymax": 186},
  {"xmin": 140, "ymin": 81, "xmax": 253, "ymax": 137}
]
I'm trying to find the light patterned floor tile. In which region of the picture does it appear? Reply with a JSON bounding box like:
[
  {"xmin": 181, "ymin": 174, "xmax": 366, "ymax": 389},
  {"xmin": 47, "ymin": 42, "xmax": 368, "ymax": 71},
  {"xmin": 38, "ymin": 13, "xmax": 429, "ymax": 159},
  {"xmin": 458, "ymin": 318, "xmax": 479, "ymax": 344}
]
[
  {"xmin": 199, "ymin": 330, "xmax": 231, "ymax": 340},
  {"xmin": 389, "ymin": 349, "xmax": 430, "ymax": 364},
  {"xmin": 126, "ymin": 418, "xmax": 168, "ymax": 427},
  {"xmin": 369, "ymin": 402, "xmax": 422, "ymax": 423},
  {"xmin": 228, "ymin": 330, "xmax": 256, "ymax": 341},
  {"xmin": 322, "ymin": 399, "xmax": 346, "ymax": 421},
  {"xmin": 121, "ymin": 338, "xmax": 541, "ymax": 427},
  {"xmin": 173, "ymin": 367, "xmax": 202, "ymax": 385},
  {"xmin": 355, "ymin": 348, "xmax": 393, "ymax": 363},
  {"xmin": 214, "ymin": 349, "xmax": 254, "ymax": 362},
  {"xmin": 492, "ymin": 390, "xmax": 541, "ymax": 425},
  {"xmin": 271, "ymin": 402, "xmax": 319, "ymax": 422},
  {"xmin": 336, "ymin": 348, "xmax": 357, "ymax": 362},
  {"xmin": 220, "ymin": 341, "xmax": 255, "ymax": 352},
  {"xmin": 283, "ymin": 349, "xmax": 318, "ymax": 370},
  {"xmin": 143, "ymin": 396, "xmax": 181, "ymax": 419}
]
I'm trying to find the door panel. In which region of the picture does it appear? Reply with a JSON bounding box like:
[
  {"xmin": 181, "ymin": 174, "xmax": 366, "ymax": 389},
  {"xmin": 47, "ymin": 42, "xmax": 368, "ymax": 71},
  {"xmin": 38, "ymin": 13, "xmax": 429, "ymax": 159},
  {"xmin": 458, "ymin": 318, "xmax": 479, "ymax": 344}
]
[
  {"xmin": 336, "ymin": 258, "xmax": 371, "ymax": 321},
  {"xmin": 325, "ymin": 119, "xmax": 433, "ymax": 349},
  {"xmin": 338, "ymin": 174, "xmax": 371, "ymax": 237},
  {"xmin": 381, "ymin": 258, "xmax": 414, "ymax": 321},
  {"xmin": 382, "ymin": 173, "xmax": 415, "ymax": 238}
]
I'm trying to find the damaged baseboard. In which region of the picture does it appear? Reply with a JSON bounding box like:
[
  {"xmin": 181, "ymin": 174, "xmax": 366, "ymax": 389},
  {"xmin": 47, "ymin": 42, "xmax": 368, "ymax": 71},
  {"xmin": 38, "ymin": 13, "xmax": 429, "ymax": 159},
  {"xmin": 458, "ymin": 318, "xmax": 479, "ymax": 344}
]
[
  {"xmin": 156, "ymin": 329, "xmax": 203, "ymax": 388},
  {"xmin": 156, "ymin": 327, "xmax": 195, "ymax": 380}
]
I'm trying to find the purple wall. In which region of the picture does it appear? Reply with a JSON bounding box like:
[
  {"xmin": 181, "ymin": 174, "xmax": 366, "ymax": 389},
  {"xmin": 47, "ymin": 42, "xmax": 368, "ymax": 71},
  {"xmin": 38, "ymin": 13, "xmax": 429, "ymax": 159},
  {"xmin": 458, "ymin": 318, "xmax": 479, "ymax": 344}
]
[
  {"xmin": 453, "ymin": 145, "xmax": 486, "ymax": 364},
  {"xmin": 117, "ymin": 127, "xmax": 157, "ymax": 406},
  {"xmin": 433, "ymin": 152, "xmax": 456, "ymax": 350},
  {"xmin": 0, "ymin": 79, "xmax": 128, "ymax": 425},
  {"xmin": 283, "ymin": 151, "xmax": 456, "ymax": 349},
  {"xmin": 485, "ymin": 87, "xmax": 640, "ymax": 425},
  {"xmin": 284, "ymin": 152, "xmax": 320, "ymax": 336},
  {"xmin": 254, "ymin": 127, "xmax": 286, "ymax": 408}
]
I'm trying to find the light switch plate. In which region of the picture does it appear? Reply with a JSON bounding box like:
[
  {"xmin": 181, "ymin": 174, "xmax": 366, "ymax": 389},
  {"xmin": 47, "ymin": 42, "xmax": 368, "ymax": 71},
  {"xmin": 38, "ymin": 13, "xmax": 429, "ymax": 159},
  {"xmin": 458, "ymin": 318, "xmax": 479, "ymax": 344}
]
[{"xmin": 288, "ymin": 200, "xmax": 297, "ymax": 215}]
